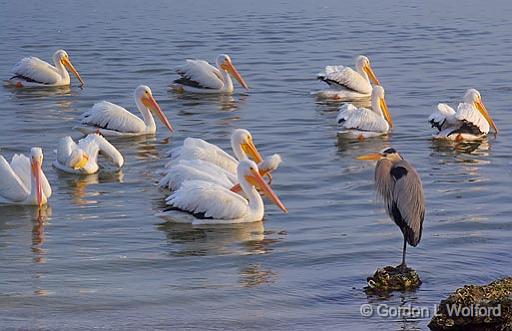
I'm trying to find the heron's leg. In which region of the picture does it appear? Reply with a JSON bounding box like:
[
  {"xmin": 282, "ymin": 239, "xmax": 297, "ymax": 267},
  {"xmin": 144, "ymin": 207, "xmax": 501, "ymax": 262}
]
[{"xmin": 398, "ymin": 237, "xmax": 407, "ymax": 272}]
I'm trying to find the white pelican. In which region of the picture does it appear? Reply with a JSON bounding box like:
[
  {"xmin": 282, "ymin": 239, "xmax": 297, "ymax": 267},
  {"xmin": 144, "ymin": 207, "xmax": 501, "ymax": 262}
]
[
  {"xmin": 0, "ymin": 147, "xmax": 51, "ymax": 206},
  {"xmin": 159, "ymin": 154, "xmax": 282, "ymax": 192},
  {"xmin": 171, "ymin": 54, "xmax": 249, "ymax": 94},
  {"xmin": 163, "ymin": 160, "xmax": 287, "ymax": 225},
  {"xmin": 336, "ymin": 85, "xmax": 393, "ymax": 139},
  {"xmin": 428, "ymin": 88, "xmax": 498, "ymax": 141},
  {"xmin": 53, "ymin": 134, "xmax": 124, "ymax": 175},
  {"xmin": 7, "ymin": 49, "xmax": 84, "ymax": 88},
  {"xmin": 316, "ymin": 55, "xmax": 380, "ymax": 100},
  {"xmin": 75, "ymin": 85, "xmax": 174, "ymax": 136}
]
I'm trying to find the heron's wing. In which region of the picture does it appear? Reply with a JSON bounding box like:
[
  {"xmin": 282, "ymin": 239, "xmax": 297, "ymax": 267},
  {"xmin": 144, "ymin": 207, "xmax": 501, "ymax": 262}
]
[
  {"xmin": 0, "ymin": 155, "xmax": 29, "ymax": 202},
  {"xmin": 455, "ymin": 102, "xmax": 490, "ymax": 134},
  {"xmin": 337, "ymin": 106, "xmax": 389, "ymax": 132},
  {"xmin": 428, "ymin": 103, "xmax": 457, "ymax": 131},
  {"xmin": 11, "ymin": 57, "xmax": 61, "ymax": 85},
  {"xmin": 56, "ymin": 136, "xmax": 79, "ymax": 165},
  {"xmin": 174, "ymin": 59, "xmax": 224, "ymax": 89},
  {"xmin": 258, "ymin": 154, "xmax": 282, "ymax": 173},
  {"xmin": 79, "ymin": 134, "xmax": 124, "ymax": 167},
  {"xmin": 389, "ymin": 160, "xmax": 425, "ymax": 246},
  {"xmin": 317, "ymin": 66, "xmax": 372, "ymax": 94},
  {"xmin": 81, "ymin": 101, "xmax": 146, "ymax": 133},
  {"xmin": 165, "ymin": 180, "xmax": 248, "ymax": 219}
]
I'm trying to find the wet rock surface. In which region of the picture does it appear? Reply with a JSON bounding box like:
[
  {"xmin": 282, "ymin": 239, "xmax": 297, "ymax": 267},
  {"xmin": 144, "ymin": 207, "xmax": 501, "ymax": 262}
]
[
  {"xmin": 429, "ymin": 277, "xmax": 512, "ymax": 330},
  {"xmin": 364, "ymin": 265, "xmax": 422, "ymax": 296}
]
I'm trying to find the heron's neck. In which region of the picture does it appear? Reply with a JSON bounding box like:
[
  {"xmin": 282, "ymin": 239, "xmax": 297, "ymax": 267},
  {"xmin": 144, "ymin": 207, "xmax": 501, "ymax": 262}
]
[
  {"xmin": 135, "ymin": 97, "xmax": 156, "ymax": 132},
  {"xmin": 54, "ymin": 59, "xmax": 70, "ymax": 80},
  {"xmin": 220, "ymin": 68, "xmax": 233, "ymax": 92},
  {"xmin": 231, "ymin": 140, "xmax": 246, "ymax": 161},
  {"xmin": 240, "ymin": 176, "xmax": 264, "ymax": 221}
]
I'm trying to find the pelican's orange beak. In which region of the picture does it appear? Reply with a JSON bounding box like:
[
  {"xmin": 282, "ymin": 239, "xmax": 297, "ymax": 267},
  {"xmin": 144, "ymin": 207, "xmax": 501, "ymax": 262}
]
[
  {"xmin": 62, "ymin": 57, "xmax": 85, "ymax": 87},
  {"xmin": 246, "ymin": 168, "xmax": 287, "ymax": 213},
  {"xmin": 142, "ymin": 95, "xmax": 174, "ymax": 133},
  {"xmin": 221, "ymin": 61, "xmax": 249, "ymax": 90},
  {"xmin": 31, "ymin": 159, "xmax": 43, "ymax": 207},
  {"xmin": 380, "ymin": 97, "xmax": 393, "ymax": 127},
  {"xmin": 475, "ymin": 99, "xmax": 498, "ymax": 134},
  {"xmin": 364, "ymin": 64, "xmax": 380, "ymax": 85},
  {"xmin": 229, "ymin": 167, "xmax": 273, "ymax": 193},
  {"xmin": 357, "ymin": 153, "xmax": 383, "ymax": 161},
  {"xmin": 241, "ymin": 139, "xmax": 263, "ymax": 164}
]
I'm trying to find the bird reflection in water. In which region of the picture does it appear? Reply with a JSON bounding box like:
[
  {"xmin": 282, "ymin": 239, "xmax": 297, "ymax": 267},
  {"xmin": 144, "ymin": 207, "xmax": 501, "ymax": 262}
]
[
  {"xmin": 239, "ymin": 264, "xmax": 277, "ymax": 287},
  {"xmin": 7, "ymin": 84, "xmax": 72, "ymax": 98},
  {"xmin": 430, "ymin": 138, "xmax": 491, "ymax": 168},
  {"xmin": 58, "ymin": 170, "xmax": 124, "ymax": 205},
  {"xmin": 172, "ymin": 92, "xmax": 247, "ymax": 113},
  {"xmin": 336, "ymin": 133, "xmax": 391, "ymax": 155},
  {"xmin": 156, "ymin": 220, "xmax": 283, "ymax": 257},
  {"xmin": 32, "ymin": 206, "xmax": 52, "ymax": 264}
]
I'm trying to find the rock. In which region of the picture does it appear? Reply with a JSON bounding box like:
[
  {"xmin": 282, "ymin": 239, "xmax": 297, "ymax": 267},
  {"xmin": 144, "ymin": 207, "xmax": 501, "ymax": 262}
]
[
  {"xmin": 364, "ymin": 265, "xmax": 422, "ymax": 296},
  {"xmin": 428, "ymin": 277, "xmax": 512, "ymax": 330}
]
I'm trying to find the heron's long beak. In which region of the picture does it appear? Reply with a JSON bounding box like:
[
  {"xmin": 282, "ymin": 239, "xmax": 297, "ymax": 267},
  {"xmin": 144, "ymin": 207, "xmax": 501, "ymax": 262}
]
[
  {"xmin": 241, "ymin": 140, "xmax": 263, "ymax": 164},
  {"xmin": 62, "ymin": 58, "xmax": 85, "ymax": 87},
  {"xmin": 222, "ymin": 61, "xmax": 249, "ymax": 90},
  {"xmin": 364, "ymin": 64, "xmax": 380, "ymax": 85},
  {"xmin": 380, "ymin": 97, "xmax": 393, "ymax": 127},
  {"xmin": 357, "ymin": 153, "xmax": 383, "ymax": 161},
  {"xmin": 246, "ymin": 169, "xmax": 287, "ymax": 213},
  {"xmin": 142, "ymin": 95, "xmax": 174, "ymax": 133},
  {"xmin": 72, "ymin": 153, "xmax": 89, "ymax": 170},
  {"xmin": 31, "ymin": 159, "xmax": 43, "ymax": 207},
  {"xmin": 475, "ymin": 99, "xmax": 498, "ymax": 134}
]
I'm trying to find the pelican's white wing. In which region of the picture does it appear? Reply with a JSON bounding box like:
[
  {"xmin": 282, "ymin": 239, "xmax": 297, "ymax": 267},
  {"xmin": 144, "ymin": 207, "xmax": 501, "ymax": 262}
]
[
  {"xmin": 79, "ymin": 133, "xmax": 124, "ymax": 167},
  {"xmin": 258, "ymin": 154, "xmax": 282, "ymax": 173},
  {"xmin": 168, "ymin": 138, "xmax": 238, "ymax": 173},
  {"xmin": 428, "ymin": 103, "xmax": 457, "ymax": 131},
  {"xmin": 81, "ymin": 101, "xmax": 146, "ymax": 133},
  {"xmin": 455, "ymin": 103, "xmax": 490, "ymax": 134},
  {"xmin": 175, "ymin": 60, "xmax": 224, "ymax": 89},
  {"xmin": 11, "ymin": 57, "xmax": 61, "ymax": 85},
  {"xmin": 10, "ymin": 153, "xmax": 52, "ymax": 198},
  {"xmin": 159, "ymin": 161, "xmax": 235, "ymax": 191},
  {"xmin": 56, "ymin": 136, "xmax": 79, "ymax": 166},
  {"xmin": 166, "ymin": 180, "xmax": 248, "ymax": 219},
  {"xmin": 337, "ymin": 104, "xmax": 389, "ymax": 132},
  {"xmin": 317, "ymin": 65, "xmax": 372, "ymax": 94},
  {"xmin": 0, "ymin": 155, "xmax": 29, "ymax": 202}
]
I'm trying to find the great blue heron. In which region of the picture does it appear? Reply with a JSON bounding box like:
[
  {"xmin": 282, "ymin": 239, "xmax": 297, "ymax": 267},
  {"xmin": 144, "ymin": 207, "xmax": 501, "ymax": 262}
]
[{"xmin": 358, "ymin": 148, "xmax": 425, "ymax": 271}]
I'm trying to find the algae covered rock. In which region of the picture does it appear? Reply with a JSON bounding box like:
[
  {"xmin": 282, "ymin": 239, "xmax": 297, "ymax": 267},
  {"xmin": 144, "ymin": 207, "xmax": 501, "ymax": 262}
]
[
  {"xmin": 429, "ymin": 277, "xmax": 512, "ymax": 330},
  {"xmin": 364, "ymin": 265, "xmax": 422, "ymax": 296}
]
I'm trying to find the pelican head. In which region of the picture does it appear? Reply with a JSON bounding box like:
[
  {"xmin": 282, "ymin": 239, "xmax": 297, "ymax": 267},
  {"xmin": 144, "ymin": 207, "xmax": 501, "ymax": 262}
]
[
  {"xmin": 464, "ymin": 88, "xmax": 498, "ymax": 133},
  {"xmin": 69, "ymin": 149, "xmax": 89, "ymax": 170},
  {"xmin": 356, "ymin": 55, "xmax": 380, "ymax": 85},
  {"xmin": 135, "ymin": 85, "xmax": 174, "ymax": 133},
  {"xmin": 238, "ymin": 160, "xmax": 288, "ymax": 213},
  {"xmin": 232, "ymin": 129, "xmax": 263, "ymax": 163},
  {"xmin": 53, "ymin": 49, "xmax": 85, "ymax": 87},
  {"xmin": 30, "ymin": 147, "xmax": 44, "ymax": 207},
  {"xmin": 357, "ymin": 147, "xmax": 403, "ymax": 161},
  {"xmin": 216, "ymin": 54, "xmax": 249, "ymax": 90},
  {"xmin": 371, "ymin": 85, "xmax": 393, "ymax": 127}
]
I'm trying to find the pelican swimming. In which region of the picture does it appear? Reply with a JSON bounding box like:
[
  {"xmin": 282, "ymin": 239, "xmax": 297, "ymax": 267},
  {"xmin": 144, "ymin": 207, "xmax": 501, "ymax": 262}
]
[
  {"xmin": 0, "ymin": 147, "xmax": 51, "ymax": 206},
  {"xmin": 336, "ymin": 85, "xmax": 393, "ymax": 139},
  {"xmin": 358, "ymin": 148, "xmax": 425, "ymax": 272},
  {"xmin": 53, "ymin": 134, "xmax": 124, "ymax": 175},
  {"xmin": 171, "ymin": 54, "xmax": 249, "ymax": 94},
  {"xmin": 7, "ymin": 49, "xmax": 84, "ymax": 88},
  {"xmin": 316, "ymin": 55, "xmax": 380, "ymax": 100},
  {"xmin": 75, "ymin": 85, "xmax": 174, "ymax": 136},
  {"xmin": 159, "ymin": 154, "xmax": 282, "ymax": 192},
  {"xmin": 428, "ymin": 88, "xmax": 498, "ymax": 141},
  {"xmin": 163, "ymin": 160, "xmax": 287, "ymax": 225}
]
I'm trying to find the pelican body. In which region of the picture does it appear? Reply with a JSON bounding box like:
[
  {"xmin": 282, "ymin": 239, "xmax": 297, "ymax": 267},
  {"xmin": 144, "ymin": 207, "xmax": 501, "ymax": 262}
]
[
  {"xmin": 0, "ymin": 147, "xmax": 51, "ymax": 206},
  {"xmin": 336, "ymin": 85, "xmax": 393, "ymax": 138},
  {"xmin": 8, "ymin": 50, "xmax": 84, "ymax": 88},
  {"xmin": 163, "ymin": 160, "xmax": 287, "ymax": 225},
  {"xmin": 429, "ymin": 89, "xmax": 498, "ymax": 141},
  {"xmin": 76, "ymin": 85, "xmax": 174, "ymax": 137},
  {"xmin": 171, "ymin": 54, "xmax": 249, "ymax": 94},
  {"xmin": 358, "ymin": 148, "xmax": 425, "ymax": 271},
  {"xmin": 53, "ymin": 134, "xmax": 124, "ymax": 175},
  {"xmin": 317, "ymin": 55, "xmax": 380, "ymax": 100}
]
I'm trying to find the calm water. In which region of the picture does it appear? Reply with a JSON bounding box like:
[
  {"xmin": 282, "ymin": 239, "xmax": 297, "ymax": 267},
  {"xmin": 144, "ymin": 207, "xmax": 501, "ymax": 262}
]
[{"xmin": 1, "ymin": 0, "xmax": 511, "ymax": 329}]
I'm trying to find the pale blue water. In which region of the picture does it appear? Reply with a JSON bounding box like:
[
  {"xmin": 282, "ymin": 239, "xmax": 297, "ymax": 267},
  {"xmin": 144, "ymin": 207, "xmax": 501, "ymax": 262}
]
[{"xmin": 0, "ymin": 0, "xmax": 511, "ymax": 329}]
